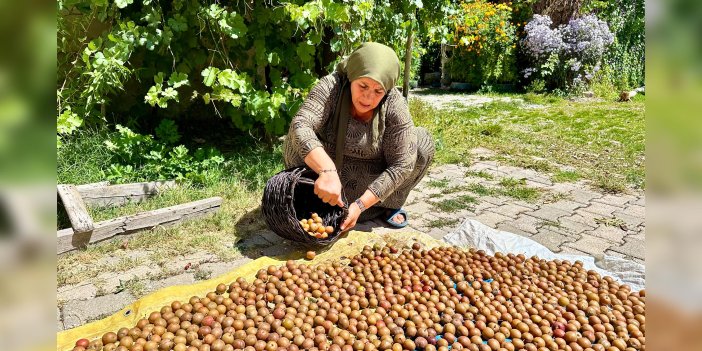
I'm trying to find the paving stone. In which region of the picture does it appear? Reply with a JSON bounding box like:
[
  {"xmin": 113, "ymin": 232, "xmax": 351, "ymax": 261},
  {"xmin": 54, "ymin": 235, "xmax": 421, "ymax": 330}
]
[
  {"xmin": 558, "ymin": 245, "xmax": 590, "ymax": 256},
  {"xmin": 237, "ymin": 232, "xmax": 274, "ymax": 250},
  {"xmin": 474, "ymin": 211, "xmax": 512, "ymax": 228},
  {"xmin": 57, "ymin": 283, "xmax": 98, "ymax": 302},
  {"xmin": 62, "ymin": 291, "xmax": 135, "ymax": 330},
  {"xmin": 622, "ymin": 204, "xmax": 645, "ymax": 218},
  {"xmin": 495, "ymin": 165, "xmax": 525, "ymax": 177},
  {"xmin": 473, "ymin": 201, "xmax": 497, "ymax": 214},
  {"xmin": 259, "ymin": 230, "xmax": 282, "ymax": 244},
  {"xmin": 543, "ymin": 200, "xmax": 586, "ymax": 212},
  {"xmin": 148, "ymin": 273, "xmax": 196, "ymax": 291},
  {"xmin": 612, "ymin": 211, "xmax": 645, "ymax": 229},
  {"xmin": 405, "ymin": 201, "xmax": 434, "ymax": 214},
  {"xmin": 520, "ymin": 172, "xmax": 554, "ymax": 186},
  {"xmin": 451, "ymin": 209, "xmax": 477, "ymax": 220},
  {"xmin": 562, "ymin": 234, "xmax": 615, "ymax": 257},
  {"xmin": 548, "ymin": 182, "xmax": 579, "ymax": 194},
  {"xmin": 528, "ymin": 206, "xmax": 570, "ymax": 221},
  {"xmin": 161, "ymin": 253, "xmax": 217, "ymax": 274},
  {"xmin": 496, "ymin": 222, "xmax": 534, "ymax": 237},
  {"xmin": 261, "ymin": 242, "xmax": 299, "ymax": 258},
  {"xmin": 556, "ymin": 216, "xmax": 596, "ymax": 235},
  {"xmin": 57, "ymin": 306, "xmax": 63, "ymax": 331},
  {"xmin": 405, "ymin": 190, "xmax": 422, "ymax": 205},
  {"xmin": 585, "ymin": 225, "xmax": 627, "ymax": 243},
  {"xmin": 491, "ymin": 203, "xmax": 533, "ymax": 218},
  {"xmin": 581, "ymin": 202, "xmax": 621, "ymax": 217},
  {"xmin": 470, "ymin": 147, "xmax": 496, "ymax": 159},
  {"xmin": 632, "ymin": 196, "xmax": 645, "ymax": 206},
  {"xmin": 97, "ymin": 265, "xmax": 154, "ymax": 294},
  {"xmin": 570, "ymin": 189, "xmax": 604, "ymax": 204},
  {"xmin": 529, "ymin": 229, "xmax": 578, "ymax": 253},
  {"xmin": 478, "ymin": 196, "xmax": 508, "ymax": 206},
  {"xmin": 592, "ymin": 194, "xmax": 633, "ymax": 208},
  {"xmin": 199, "ymin": 258, "xmax": 253, "ymax": 279},
  {"xmin": 510, "ymin": 214, "xmax": 542, "ymax": 234},
  {"xmin": 512, "ymin": 200, "xmax": 540, "ymax": 210},
  {"xmin": 608, "ymin": 238, "xmax": 645, "ymax": 261},
  {"xmin": 569, "ymin": 210, "xmax": 601, "ymax": 227},
  {"xmin": 524, "ymin": 180, "xmax": 553, "ymax": 189},
  {"xmin": 624, "ymin": 233, "xmax": 646, "ymax": 245}
]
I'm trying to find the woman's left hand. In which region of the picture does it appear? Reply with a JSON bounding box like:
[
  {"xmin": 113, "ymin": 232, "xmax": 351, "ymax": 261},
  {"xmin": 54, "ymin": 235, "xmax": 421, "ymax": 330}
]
[{"xmin": 340, "ymin": 202, "xmax": 362, "ymax": 233}]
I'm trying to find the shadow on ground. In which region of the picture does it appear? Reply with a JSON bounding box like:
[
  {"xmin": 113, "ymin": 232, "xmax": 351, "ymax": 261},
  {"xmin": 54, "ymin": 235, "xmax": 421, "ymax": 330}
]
[{"xmin": 232, "ymin": 204, "xmax": 400, "ymax": 261}]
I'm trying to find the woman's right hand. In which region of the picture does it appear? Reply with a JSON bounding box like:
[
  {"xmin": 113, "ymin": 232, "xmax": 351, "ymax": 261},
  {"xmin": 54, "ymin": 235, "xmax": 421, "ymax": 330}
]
[{"xmin": 314, "ymin": 172, "xmax": 345, "ymax": 207}]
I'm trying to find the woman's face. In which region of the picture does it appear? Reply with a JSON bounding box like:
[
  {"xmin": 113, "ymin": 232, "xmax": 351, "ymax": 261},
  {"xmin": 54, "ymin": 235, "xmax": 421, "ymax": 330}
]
[{"xmin": 350, "ymin": 77, "xmax": 386, "ymax": 117}]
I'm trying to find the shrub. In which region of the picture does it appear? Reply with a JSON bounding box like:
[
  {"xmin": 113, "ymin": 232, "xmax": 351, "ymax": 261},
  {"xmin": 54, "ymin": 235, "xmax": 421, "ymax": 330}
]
[
  {"xmin": 104, "ymin": 125, "xmax": 224, "ymax": 185},
  {"xmin": 521, "ymin": 14, "xmax": 614, "ymax": 91},
  {"xmin": 447, "ymin": 0, "xmax": 517, "ymax": 86}
]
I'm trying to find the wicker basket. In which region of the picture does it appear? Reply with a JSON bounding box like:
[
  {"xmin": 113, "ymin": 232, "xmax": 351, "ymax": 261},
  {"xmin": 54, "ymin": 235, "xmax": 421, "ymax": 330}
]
[{"xmin": 262, "ymin": 166, "xmax": 349, "ymax": 246}]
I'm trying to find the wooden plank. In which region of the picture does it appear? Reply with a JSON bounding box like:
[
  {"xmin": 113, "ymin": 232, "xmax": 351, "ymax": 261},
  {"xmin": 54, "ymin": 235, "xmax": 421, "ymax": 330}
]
[
  {"xmin": 124, "ymin": 197, "xmax": 221, "ymax": 231},
  {"xmin": 57, "ymin": 197, "xmax": 222, "ymax": 254},
  {"xmin": 75, "ymin": 181, "xmax": 110, "ymax": 191},
  {"xmin": 57, "ymin": 184, "xmax": 94, "ymax": 234},
  {"xmin": 78, "ymin": 180, "xmax": 177, "ymax": 207}
]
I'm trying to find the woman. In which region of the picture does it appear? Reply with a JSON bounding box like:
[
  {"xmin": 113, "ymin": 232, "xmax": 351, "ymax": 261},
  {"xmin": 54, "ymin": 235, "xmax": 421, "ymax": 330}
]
[{"xmin": 283, "ymin": 42, "xmax": 434, "ymax": 232}]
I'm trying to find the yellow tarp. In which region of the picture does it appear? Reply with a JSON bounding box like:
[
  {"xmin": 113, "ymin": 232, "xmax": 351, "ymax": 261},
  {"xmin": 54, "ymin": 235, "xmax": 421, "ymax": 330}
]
[{"xmin": 57, "ymin": 230, "xmax": 446, "ymax": 351}]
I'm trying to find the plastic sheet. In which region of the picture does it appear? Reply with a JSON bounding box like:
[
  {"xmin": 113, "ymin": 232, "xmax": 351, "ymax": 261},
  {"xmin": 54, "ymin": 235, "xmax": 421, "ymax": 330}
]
[{"xmin": 443, "ymin": 218, "xmax": 645, "ymax": 291}]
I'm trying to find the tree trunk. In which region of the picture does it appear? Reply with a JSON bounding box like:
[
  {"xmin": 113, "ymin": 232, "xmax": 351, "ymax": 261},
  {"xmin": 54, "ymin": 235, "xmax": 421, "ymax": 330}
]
[
  {"xmin": 533, "ymin": 0, "xmax": 582, "ymax": 26},
  {"xmin": 402, "ymin": 23, "xmax": 414, "ymax": 99},
  {"xmin": 440, "ymin": 43, "xmax": 449, "ymax": 88}
]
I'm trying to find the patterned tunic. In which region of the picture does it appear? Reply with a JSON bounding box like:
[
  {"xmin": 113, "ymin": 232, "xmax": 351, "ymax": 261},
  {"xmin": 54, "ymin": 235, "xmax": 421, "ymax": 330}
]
[{"xmin": 284, "ymin": 72, "xmax": 433, "ymax": 210}]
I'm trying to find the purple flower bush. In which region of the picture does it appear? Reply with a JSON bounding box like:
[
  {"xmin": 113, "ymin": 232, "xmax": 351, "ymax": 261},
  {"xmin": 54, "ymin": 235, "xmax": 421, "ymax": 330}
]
[{"xmin": 521, "ymin": 14, "xmax": 614, "ymax": 91}]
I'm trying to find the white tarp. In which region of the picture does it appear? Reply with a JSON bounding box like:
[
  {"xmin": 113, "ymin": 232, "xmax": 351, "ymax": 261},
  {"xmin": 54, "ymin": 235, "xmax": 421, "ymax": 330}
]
[{"xmin": 443, "ymin": 218, "xmax": 645, "ymax": 292}]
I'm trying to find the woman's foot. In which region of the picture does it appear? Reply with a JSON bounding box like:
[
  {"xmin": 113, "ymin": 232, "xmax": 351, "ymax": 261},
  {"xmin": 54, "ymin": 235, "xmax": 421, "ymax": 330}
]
[
  {"xmin": 384, "ymin": 209, "xmax": 409, "ymax": 228},
  {"xmin": 388, "ymin": 212, "xmax": 405, "ymax": 225}
]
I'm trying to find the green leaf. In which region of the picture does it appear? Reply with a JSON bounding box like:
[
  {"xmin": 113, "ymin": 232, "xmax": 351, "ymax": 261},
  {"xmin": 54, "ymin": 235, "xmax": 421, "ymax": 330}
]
[
  {"xmin": 168, "ymin": 72, "xmax": 189, "ymax": 88},
  {"xmin": 155, "ymin": 119, "xmax": 181, "ymax": 144},
  {"xmin": 114, "ymin": 0, "xmax": 133, "ymax": 9},
  {"xmin": 324, "ymin": 2, "xmax": 349, "ymax": 23},
  {"xmin": 267, "ymin": 52, "xmax": 280, "ymax": 66},
  {"xmin": 296, "ymin": 42, "xmax": 315, "ymax": 63},
  {"xmin": 145, "ymin": 85, "xmax": 161, "ymax": 106},
  {"xmin": 162, "ymin": 87, "xmax": 178, "ymax": 101},
  {"xmin": 154, "ymin": 72, "xmax": 165, "ymax": 85},
  {"xmin": 167, "ymin": 14, "xmax": 188, "ymax": 32},
  {"xmin": 201, "ymin": 67, "xmax": 219, "ymax": 87},
  {"xmin": 219, "ymin": 12, "xmax": 248, "ymax": 39}
]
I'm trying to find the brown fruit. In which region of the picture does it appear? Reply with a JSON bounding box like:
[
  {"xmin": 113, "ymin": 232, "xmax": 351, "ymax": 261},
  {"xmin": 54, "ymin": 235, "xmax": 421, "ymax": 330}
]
[{"xmin": 306, "ymin": 251, "xmax": 316, "ymax": 260}]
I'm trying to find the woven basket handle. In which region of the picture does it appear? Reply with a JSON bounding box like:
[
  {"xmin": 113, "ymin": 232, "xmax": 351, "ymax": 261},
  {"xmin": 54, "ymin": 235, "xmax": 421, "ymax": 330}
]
[{"xmin": 298, "ymin": 178, "xmax": 315, "ymax": 186}]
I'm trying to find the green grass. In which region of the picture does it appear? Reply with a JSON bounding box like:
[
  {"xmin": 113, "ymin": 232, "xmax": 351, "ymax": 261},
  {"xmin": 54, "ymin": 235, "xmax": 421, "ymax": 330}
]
[
  {"xmin": 427, "ymin": 178, "xmax": 449, "ymax": 188},
  {"xmin": 465, "ymin": 170, "xmax": 495, "ymax": 180},
  {"xmin": 57, "ymin": 132, "xmax": 284, "ymax": 288},
  {"xmin": 552, "ymin": 170, "xmax": 581, "ymax": 183},
  {"xmin": 411, "ymin": 95, "xmax": 645, "ymax": 192},
  {"xmin": 462, "ymin": 181, "xmax": 541, "ymax": 202},
  {"xmin": 57, "ymin": 128, "xmax": 114, "ymax": 185},
  {"xmin": 431, "ymin": 195, "xmax": 478, "ymax": 212}
]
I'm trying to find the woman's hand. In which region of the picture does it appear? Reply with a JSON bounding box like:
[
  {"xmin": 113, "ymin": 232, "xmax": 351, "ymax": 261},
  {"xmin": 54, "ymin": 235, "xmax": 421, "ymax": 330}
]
[
  {"xmin": 314, "ymin": 172, "xmax": 345, "ymax": 207},
  {"xmin": 340, "ymin": 202, "xmax": 362, "ymax": 233}
]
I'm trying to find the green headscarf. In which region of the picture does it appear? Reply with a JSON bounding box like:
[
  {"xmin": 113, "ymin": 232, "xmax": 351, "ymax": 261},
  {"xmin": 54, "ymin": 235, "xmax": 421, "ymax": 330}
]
[
  {"xmin": 335, "ymin": 42, "xmax": 401, "ymax": 92},
  {"xmin": 331, "ymin": 42, "xmax": 400, "ymax": 168}
]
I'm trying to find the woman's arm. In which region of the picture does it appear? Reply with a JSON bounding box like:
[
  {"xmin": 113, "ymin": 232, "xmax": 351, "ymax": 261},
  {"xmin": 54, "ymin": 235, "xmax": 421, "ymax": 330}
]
[{"xmin": 288, "ymin": 74, "xmax": 339, "ymax": 160}]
